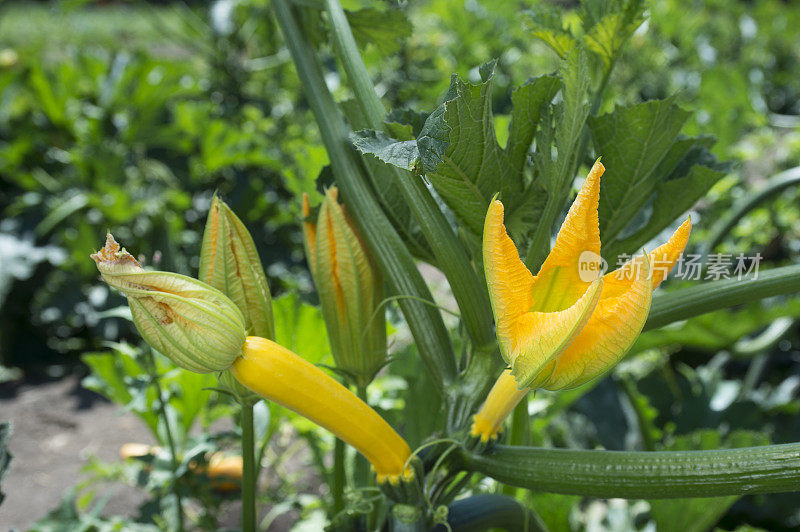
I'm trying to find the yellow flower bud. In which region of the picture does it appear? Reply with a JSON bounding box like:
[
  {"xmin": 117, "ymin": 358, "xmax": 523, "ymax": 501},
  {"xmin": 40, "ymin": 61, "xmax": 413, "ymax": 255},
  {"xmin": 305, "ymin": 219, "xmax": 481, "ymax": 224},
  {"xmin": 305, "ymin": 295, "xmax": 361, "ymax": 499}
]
[
  {"xmin": 303, "ymin": 188, "xmax": 387, "ymax": 388},
  {"xmin": 91, "ymin": 233, "xmax": 246, "ymax": 373}
]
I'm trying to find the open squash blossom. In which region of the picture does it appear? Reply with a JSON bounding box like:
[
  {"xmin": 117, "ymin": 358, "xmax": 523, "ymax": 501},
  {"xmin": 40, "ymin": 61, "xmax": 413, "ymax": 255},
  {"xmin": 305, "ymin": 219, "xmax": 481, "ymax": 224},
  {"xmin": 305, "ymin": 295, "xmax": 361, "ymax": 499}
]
[
  {"xmin": 471, "ymin": 160, "xmax": 691, "ymax": 442},
  {"xmin": 91, "ymin": 233, "xmax": 247, "ymax": 373},
  {"xmin": 302, "ymin": 188, "xmax": 387, "ymax": 388},
  {"xmin": 232, "ymin": 337, "xmax": 413, "ymax": 483}
]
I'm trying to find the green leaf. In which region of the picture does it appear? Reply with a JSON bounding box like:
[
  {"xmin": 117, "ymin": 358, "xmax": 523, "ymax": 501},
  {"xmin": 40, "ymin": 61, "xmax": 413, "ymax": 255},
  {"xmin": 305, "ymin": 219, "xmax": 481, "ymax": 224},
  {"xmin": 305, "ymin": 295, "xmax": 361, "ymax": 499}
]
[
  {"xmin": 549, "ymin": 46, "xmax": 591, "ymax": 193},
  {"xmin": 346, "ymin": 7, "xmax": 412, "ymax": 56},
  {"xmin": 505, "ymin": 75, "xmax": 561, "ymax": 175},
  {"xmin": 525, "ymin": 47, "xmax": 592, "ymax": 267},
  {"xmin": 415, "ymin": 67, "xmax": 516, "ymax": 235},
  {"xmin": 590, "ymin": 97, "xmax": 691, "ymax": 245},
  {"xmin": 604, "ymin": 137, "xmax": 728, "ymax": 260},
  {"xmin": 649, "ymin": 430, "xmax": 770, "ymax": 532},
  {"xmin": 272, "ymin": 291, "xmax": 331, "ymax": 365},
  {"xmin": 524, "ymin": 5, "xmax": 576, "ymax": 58},
  {"xmin": 582, "ymin": 0, "xmax": 646, "ymax": 66},
  {"xmin": 415, "ymin": 65, "xmax": 555, "ymax": 239},
  {"xmin": 351, "ymin": 129, "xmax": 418, "ymax": 171}
]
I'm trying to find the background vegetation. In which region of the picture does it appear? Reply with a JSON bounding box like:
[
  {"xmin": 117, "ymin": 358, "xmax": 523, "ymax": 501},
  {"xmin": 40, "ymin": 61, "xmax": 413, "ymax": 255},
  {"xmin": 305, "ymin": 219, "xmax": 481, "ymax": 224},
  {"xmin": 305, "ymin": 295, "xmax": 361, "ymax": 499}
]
[{"xmin": 1, "ymin": 0, "xmax": 799, "ymax": 529}]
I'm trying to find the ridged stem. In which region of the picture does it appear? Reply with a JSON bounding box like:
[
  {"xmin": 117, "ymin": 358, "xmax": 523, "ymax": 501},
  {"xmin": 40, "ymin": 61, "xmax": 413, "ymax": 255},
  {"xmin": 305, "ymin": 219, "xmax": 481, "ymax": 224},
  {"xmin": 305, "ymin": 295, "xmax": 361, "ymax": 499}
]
[
  {"xmin": 645, "ymin": 265, "xmax": 800, "ymax": 331},
  {"xmin": 457, "ymin": 443, "xmax": 800, "ymax": 498},
  {"xmin": 144, "ymin": 349, "xmax": 185, "ymax": 532},
  {"xmin": 332, "ymin": 438, "xmax": 346, "ymax": 514},
  {"xmin": 272, "ymin": 0, "xmax": 457, "ymax": 391}
]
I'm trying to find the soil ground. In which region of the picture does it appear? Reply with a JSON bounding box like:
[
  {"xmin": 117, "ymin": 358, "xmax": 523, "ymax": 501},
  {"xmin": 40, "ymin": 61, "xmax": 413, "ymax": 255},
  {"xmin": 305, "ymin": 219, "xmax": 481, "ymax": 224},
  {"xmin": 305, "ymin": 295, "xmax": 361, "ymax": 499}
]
[
  {"xmin": 0, "ymin": 374, "xmax": 153, "ymax": 529},
  {"xmin": 0, "ymin": 374, "xmax": 315, "ymax": 531}
]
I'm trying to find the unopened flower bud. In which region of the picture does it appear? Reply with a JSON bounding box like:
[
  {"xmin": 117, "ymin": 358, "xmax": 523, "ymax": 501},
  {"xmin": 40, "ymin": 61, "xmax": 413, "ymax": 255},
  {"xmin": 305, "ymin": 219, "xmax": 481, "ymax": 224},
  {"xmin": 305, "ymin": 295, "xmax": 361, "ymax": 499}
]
[
  {"xmin": 303, "ymin": 188, "xmax": 387, "ymax": 388},
  {"xmin": 91, "ymin": 233, "xmax": 246, "ymax": 373},
  {"xmin": 199, "ymin": 195, "xmax": 274, "ymax": 339}
]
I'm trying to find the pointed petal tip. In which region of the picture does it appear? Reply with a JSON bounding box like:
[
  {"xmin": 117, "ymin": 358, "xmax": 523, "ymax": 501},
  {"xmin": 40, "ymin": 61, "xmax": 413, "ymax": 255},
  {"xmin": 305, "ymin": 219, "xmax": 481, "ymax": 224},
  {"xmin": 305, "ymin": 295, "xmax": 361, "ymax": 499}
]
[{"xmin": 588, "ymin": 159, "xmax": 605, "ymax": 180}]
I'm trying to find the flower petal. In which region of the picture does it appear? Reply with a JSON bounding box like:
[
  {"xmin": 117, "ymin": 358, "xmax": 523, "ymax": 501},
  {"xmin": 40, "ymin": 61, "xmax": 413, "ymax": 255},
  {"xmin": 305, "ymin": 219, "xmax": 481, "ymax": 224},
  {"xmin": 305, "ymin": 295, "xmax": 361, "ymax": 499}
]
[
  {"xmin": 540, "ymin": 253, "xmax": 653, "ymax": 391},
  {"xmin": 483, "ymin": 198, "xmax": 535, "ymax": 334},
  {"xmin": 483, "ymin": 189, "xmax": 604, "ymax": 388},
  {"xmin": 470, "ymin": 370, "xmax": 528, "ymax": 442},
  {"xmin": 530, "ymin": 160, "xmax": 604, "ymax": 312},
  {"xmin": 649, "ymin": 217, "xmax": 692, "ymax": 289},
  {"xmin": 600, "ymin": 217, "xmax": 692, "ymax": 301},
  {"xmin": 510, "ymin": 278, "xmax": 603, "ymax": 388}
]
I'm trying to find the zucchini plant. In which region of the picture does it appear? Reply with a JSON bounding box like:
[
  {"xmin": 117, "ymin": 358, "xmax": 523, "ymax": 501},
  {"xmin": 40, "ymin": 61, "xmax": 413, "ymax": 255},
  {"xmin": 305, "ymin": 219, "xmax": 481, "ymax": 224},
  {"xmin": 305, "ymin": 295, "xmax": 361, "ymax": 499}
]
[{"xmin": 86, "ymin": 0, "xmax": 800, "ymax": 529}]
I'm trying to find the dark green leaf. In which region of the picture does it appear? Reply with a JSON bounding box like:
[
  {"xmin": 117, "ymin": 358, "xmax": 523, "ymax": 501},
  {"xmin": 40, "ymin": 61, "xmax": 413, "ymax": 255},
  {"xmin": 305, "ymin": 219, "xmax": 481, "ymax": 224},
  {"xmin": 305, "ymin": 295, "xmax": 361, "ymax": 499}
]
[
  {"xmin": 590, "ymin": 97, "xmax": 691, "ymax": 244},
  {"xmin": 605, "ymin": 138, "xmax": 728, "ymax": 259},
  {"xmin": 351, "ymin": 129, "xmax": 418, "ymax": 171},
  {"xmin": 416, "ymin": 69, "xmax": 518, "ymax": 235},
  {"xmin": 505, "ymin": 75, "xmax": 561, "ymax": 174}
]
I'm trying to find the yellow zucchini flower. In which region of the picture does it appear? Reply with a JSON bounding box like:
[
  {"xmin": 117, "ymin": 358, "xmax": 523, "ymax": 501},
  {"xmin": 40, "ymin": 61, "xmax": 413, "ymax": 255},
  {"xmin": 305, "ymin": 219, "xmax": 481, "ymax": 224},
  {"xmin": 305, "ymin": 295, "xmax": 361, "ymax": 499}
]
[
  {"xmin": 92, "ymin": 233, "xmax": 412, "ymax": 483},
  {"xmin": 472, "ymin": 160, "xmax": 690, "ymax": 442}
]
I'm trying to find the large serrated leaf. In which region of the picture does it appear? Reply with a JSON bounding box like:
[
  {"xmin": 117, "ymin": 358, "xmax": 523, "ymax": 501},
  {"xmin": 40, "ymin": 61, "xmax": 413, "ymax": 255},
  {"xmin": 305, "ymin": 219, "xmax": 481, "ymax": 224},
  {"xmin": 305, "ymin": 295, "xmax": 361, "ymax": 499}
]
[
  {"xmin": 604, "ymin": 136, "xmax": 728, "ymax": 259},
  {"xmin": 590, "ymin": 98, "xmax": 690, "ymax": 244},
  {"xmin": 416, "ymin": 70, "xmax": 519, "ymax": 236},
  {"xmin": 352, "ymin": 129, "xmax": 418, "ymax": 171},
  {"xmin": 506, "ymin": 75, "xmax": 561, "ymax": 174}
]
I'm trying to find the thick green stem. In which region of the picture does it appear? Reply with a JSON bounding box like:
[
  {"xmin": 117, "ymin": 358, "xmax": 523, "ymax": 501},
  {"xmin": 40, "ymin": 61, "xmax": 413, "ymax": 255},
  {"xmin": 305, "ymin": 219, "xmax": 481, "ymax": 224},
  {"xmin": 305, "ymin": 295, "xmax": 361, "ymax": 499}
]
[
  {"xmin": 457, "ymin": 443, "xmax": 800, "ymax": 498},
  {"xmin": 272, "ymin": 0, "xmax": 457, "ymax": 391},
  {"xmin": 500, "ymin": 400, "xmax": 531, "ymax": 497},
  {"xmin": 332, "ymin": 438, "xmax": 346, "ymax": 514},
  {"xmin": 645, "ymin": 265, "xmax": 800, "ymax": 331},
  {"xmin": 144, "ymin": 350, "xmax": 184, "ymax": 532},
  {"xmin": 324, "ymin": 0, "xmax": 495, "ymax": 350},
  {"xmin": 353, "ymin": 384, "xmax": 371, "ymax": 488},
  {"xmin": 240, "ymin": 403, "xmax": 256, "ymax": 532}
]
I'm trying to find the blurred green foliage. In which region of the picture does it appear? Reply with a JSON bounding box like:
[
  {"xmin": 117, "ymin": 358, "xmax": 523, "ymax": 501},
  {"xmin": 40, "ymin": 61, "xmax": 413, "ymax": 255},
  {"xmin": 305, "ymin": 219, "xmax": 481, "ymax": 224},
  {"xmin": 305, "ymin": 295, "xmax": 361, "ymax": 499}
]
[{"xmin": 1, "ymin": 0, "xmax": 799, "ymax": 530}]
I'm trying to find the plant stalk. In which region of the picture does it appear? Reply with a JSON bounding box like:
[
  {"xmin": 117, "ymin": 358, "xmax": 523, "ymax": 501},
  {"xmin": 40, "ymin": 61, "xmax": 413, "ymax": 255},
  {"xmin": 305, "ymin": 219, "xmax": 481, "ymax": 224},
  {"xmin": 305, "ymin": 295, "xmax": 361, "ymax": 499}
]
[
  {"xmin": 241, "ymin": 403, "xmax": 257, "ymax": 532},
  {"xmin": 457, "ymin": 443, "xmax": 800, "ymax": 498},
  {"xmin": 271, "ymin": 0, "xmax": 457, "ymax": 392},
  {"xmin": 332, "ymin": 438, "xmax": 346, "ymax": 514},
  {"xmin": 645, "ymin": 264, "xmax": 800, "ymax": 331},
  {"xmin": 324, "ymin": 0, "xmax": 495, "ymax": 350},
  {"xmin": 144, "ymin": 350, "xmax": 185, "ymax": 532}
]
